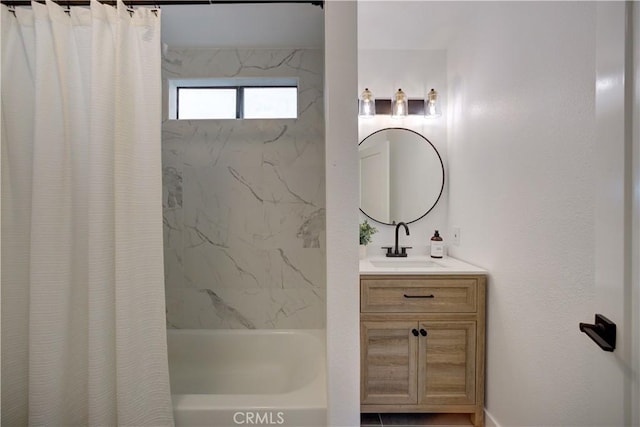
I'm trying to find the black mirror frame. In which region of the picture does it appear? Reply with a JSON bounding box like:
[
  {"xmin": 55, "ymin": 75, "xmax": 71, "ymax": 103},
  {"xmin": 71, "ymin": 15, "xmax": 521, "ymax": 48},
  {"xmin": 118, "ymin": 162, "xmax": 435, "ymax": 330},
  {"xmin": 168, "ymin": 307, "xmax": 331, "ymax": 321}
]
[{"xmin": 358, "ymin": 127, "xmax": 445, "ymax": 226}]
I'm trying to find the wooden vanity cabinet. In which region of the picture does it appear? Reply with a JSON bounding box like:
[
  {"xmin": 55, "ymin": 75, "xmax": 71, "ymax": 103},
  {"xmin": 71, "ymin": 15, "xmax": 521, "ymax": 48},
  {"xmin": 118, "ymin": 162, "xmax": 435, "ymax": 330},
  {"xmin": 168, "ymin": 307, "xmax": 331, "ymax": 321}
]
[{"xmin": 360, "ymin": 275, "xmax": 486, "ymax": 427}]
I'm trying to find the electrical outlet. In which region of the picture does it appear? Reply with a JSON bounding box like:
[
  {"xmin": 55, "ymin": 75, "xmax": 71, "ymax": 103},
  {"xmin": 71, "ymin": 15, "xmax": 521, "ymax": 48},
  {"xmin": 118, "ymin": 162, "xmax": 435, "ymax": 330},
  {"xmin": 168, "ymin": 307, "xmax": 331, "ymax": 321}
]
[{"xmin": 452, "ymin": 227, "xmax": 461, "ymax": 246}]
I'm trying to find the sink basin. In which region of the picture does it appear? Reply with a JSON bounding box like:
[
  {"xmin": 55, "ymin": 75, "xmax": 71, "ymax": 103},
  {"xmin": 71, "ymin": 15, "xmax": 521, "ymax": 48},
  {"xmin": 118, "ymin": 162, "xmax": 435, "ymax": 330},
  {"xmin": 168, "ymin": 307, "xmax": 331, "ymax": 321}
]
[{"xmin": 369, "ymin": 259, "xmax": 442, "ymax": 268}]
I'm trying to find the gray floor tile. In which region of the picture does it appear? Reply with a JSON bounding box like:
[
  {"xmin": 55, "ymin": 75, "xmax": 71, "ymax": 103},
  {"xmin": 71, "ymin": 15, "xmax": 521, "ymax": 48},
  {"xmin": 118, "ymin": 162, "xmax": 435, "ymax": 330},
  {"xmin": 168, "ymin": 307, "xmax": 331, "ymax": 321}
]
[{"xmin": 361, "ymin": 413, "xmax": 382, "ymax": 426}]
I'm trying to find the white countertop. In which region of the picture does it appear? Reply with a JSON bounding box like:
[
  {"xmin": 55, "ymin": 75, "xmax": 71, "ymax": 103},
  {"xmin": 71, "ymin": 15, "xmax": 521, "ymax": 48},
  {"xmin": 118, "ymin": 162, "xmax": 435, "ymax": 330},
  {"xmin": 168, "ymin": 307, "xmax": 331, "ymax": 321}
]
[{"xmin": 359, "ymin": 255, "xmax": 487, "ymax": 275}]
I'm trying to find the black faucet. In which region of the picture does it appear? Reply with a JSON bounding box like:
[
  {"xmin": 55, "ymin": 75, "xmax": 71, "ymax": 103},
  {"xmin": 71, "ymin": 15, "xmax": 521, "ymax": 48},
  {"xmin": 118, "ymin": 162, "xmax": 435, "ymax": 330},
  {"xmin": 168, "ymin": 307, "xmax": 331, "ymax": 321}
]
[{"xmin": 383, "ymin": 222, "xmax": 412, "ymax": 257}]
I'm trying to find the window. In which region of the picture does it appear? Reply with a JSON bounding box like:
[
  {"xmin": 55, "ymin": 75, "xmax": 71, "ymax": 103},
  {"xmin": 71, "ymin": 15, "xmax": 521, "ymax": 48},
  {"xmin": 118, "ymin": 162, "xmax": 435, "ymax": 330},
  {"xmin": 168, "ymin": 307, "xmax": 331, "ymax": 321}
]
[
  {"xmin": 243, "ymin": 87, "xmax": 297, "ymax": 119},
  {"xmin": 177, "ymin": 88, "xmax": 237, "ymax": 120},
  {"xmin": 169, "ymin": 78, "xmax": 298, "ymax": 120}
]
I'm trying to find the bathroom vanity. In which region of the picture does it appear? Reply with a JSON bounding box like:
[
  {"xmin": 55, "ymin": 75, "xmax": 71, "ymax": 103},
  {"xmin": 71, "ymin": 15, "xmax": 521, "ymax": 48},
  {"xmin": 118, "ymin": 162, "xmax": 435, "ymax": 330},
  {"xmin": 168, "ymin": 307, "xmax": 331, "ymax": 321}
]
[{"xmin": 360, "ymin": 257, "xmax": 487, "ymax": 427}]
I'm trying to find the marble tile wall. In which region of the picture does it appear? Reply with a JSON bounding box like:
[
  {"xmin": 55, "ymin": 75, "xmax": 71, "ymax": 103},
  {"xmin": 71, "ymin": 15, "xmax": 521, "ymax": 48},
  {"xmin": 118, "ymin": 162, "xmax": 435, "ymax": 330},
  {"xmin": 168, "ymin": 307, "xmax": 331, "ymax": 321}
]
[{"xmin": 162, "ymin": 48, "xmax": 325, "ymax": 329}]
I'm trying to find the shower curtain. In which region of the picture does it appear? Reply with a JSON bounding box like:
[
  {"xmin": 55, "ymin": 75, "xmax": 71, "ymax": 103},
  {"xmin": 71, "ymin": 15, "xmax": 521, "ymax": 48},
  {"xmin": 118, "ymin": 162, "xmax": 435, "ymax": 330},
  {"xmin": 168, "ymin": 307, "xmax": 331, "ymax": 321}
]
[{"xmin": 1, "ymin": 1, "xmax": 174, "ymax": 425}]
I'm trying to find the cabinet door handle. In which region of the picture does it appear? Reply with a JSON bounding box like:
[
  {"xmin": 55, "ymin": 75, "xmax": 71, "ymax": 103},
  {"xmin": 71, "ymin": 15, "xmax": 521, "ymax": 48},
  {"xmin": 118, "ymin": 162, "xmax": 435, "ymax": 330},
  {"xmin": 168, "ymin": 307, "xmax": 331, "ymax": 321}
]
[
  {"xmin": 420, "ymin": 329, "xmax": 427, "ymax": 337},
  {"xmin": 411, "ymin": 329, "xmax": 419, "ymax": 337},
  {"xmin": 404, "ymin": 294, "xmax": 435, "ymax": 299}
]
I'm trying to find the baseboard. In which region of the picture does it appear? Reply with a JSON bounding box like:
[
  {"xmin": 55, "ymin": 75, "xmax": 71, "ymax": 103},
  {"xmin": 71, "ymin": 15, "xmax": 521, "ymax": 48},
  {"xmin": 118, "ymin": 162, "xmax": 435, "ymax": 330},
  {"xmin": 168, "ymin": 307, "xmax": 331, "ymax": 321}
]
[{"xmin": 484, "ymin": 409, "xmax": 501, "ymax": 427}]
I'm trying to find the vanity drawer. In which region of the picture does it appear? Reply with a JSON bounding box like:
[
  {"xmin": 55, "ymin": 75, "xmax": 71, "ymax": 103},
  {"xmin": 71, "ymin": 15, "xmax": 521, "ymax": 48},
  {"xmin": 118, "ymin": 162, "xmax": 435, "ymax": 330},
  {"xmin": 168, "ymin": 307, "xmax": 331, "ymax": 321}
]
[{"xmin": 361, "ymin": 277, "xmax": 477, "ymax": 313}]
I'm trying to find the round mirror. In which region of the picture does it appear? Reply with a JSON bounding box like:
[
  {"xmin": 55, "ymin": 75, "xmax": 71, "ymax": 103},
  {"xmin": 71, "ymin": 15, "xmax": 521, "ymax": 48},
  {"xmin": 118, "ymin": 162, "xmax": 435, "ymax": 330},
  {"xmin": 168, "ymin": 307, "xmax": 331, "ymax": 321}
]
[{"xmin": 359, "ymin": 128, "xmax": 444, "ymax": 225}]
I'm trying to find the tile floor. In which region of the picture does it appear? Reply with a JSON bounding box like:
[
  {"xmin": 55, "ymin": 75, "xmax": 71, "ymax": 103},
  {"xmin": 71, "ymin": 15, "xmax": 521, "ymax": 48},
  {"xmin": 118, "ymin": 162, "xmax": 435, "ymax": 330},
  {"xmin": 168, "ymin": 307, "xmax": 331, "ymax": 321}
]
[{"xmin": 361, "ymin": 413, "xmax": 475, "ymax": 427}]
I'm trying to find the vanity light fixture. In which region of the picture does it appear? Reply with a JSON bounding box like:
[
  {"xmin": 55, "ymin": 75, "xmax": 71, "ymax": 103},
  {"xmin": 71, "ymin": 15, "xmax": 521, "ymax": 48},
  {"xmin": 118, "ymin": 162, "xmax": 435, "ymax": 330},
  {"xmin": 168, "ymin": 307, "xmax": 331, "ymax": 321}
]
[
  {"xmin": 358, "ymin": 87, "xmax": 442, "ymax": 118},
  {"xmin": 424, "ymin": 88, "xmax": 441, "ymax": 118},
  {"xmin": 391, "ymin": 88, "xmax": 408, "ymax": 118},
  {"xmin": 359, "ymin": 88, "xmax": 376, "ymax": 117}
]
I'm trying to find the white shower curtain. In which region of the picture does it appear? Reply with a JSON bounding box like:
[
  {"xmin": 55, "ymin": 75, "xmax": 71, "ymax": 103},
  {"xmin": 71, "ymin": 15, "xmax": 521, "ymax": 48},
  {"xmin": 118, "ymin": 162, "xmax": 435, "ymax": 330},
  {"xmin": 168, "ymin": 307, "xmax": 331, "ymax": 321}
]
[{"xmin": 1, "ymin": 1, "xmax": 174, "ymax": 425}]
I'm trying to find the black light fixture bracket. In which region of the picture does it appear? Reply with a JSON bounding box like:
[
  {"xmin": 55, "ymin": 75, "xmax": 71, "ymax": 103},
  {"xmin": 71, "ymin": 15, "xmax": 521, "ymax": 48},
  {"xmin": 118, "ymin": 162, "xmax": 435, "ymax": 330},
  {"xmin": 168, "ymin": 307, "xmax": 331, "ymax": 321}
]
[{"xmin": 368, "ymin": 98, "xmax": 425, "ymax": 116}]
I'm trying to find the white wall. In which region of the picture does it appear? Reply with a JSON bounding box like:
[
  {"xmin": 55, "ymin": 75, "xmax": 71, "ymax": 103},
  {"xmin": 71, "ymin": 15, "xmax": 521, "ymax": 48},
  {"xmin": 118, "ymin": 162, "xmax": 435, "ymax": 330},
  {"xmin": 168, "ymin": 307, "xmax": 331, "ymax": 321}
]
[
  {"xmin": 325, "ymin": 2, "xmax": 360, "ymax": 426},
  {"xmin": 356, "ymin": 2, "xmax": 640, "ymax": 426},
  {"xmin": 358, "ymin": 49, "xmax": 448, "ymax": 255},
  {"xmin": 161, "ymin": 3, "xmax": 323, "ymax": 48},
  {"xmin": 446, "ymin": 2, "xmax": 603, "ymax": 426},
  {"xmin": 633, "ymin": 5, "xmax": 640, "ymax": 425}
]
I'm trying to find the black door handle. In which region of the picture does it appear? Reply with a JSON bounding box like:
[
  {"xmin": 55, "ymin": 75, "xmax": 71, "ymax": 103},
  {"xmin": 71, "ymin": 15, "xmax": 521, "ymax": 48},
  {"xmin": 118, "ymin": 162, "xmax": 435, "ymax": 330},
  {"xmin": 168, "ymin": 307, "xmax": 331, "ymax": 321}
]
[
  {"xmin": 579, "ymin": 314, "xmax": 616, "ymax": 352},
  {"xmin": 420, "ymin": 329, "xmax": 427, "ymax": 337},
  {"xmin": 404, "ymin": 294, "xmax": 435, "ymax": 299},
  {"xmin": 411, "ymin": 329, "xmax": 419, "ymax": 337}
]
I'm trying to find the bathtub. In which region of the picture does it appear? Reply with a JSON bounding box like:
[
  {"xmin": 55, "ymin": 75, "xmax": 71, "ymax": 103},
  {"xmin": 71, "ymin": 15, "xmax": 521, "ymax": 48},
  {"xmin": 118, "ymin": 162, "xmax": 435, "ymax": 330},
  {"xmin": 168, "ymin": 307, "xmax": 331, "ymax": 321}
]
[{"xmin": 167, "ymin": 329, "xmax": 326, "ymax": 427}]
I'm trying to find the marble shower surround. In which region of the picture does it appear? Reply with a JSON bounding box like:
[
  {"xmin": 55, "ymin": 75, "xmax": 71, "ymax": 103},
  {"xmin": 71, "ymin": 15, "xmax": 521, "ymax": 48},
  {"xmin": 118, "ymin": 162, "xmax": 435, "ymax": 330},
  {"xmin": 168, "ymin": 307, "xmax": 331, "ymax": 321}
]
[{"xmin": 162, "ymin": 47, "xmax": 325, "ymax": 329}]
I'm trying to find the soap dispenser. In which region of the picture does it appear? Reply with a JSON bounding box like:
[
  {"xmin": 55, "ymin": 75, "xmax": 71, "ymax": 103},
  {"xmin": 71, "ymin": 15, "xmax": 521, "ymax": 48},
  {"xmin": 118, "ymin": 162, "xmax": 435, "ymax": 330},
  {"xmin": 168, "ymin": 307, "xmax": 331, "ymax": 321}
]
[{"xmin": 430, "ymin": 230, "xmax": 444, "ymax": 259}]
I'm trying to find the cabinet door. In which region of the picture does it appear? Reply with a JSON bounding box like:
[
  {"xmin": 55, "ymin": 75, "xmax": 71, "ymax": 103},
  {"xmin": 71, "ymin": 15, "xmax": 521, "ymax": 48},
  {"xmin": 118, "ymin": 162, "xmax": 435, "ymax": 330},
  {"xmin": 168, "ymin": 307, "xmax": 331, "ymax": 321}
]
[
  {"xmin": 361, "ymin": 321, "xmax": 418, "ymax": 405},
  {"xmin": 418, "ymin": 321, "xmax": 476, "ymax": 406}
]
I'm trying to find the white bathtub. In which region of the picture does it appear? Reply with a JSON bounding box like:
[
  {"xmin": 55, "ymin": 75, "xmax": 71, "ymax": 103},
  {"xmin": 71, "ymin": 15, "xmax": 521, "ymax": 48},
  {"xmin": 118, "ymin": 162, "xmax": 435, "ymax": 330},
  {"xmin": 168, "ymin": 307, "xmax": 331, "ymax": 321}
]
[{"xmin": 167, "ymin": 329, "xmax": 326, "ymax": 427}]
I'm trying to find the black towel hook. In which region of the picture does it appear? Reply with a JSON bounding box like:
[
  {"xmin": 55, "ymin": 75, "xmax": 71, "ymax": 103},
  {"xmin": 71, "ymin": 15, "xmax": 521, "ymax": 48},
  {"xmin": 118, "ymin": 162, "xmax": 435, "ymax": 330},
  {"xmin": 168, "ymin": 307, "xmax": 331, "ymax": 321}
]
[{"xmin": 579, "ymin": 314, "xmax": 616, "ymax": 352}]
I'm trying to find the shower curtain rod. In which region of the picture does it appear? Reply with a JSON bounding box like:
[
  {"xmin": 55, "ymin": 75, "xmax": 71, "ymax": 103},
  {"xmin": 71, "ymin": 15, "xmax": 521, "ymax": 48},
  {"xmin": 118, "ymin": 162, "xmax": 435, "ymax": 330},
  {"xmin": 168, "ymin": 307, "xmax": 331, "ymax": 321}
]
[{"xmin": 1, "ymin": 0, "xmax": 323, "ymax": 7}]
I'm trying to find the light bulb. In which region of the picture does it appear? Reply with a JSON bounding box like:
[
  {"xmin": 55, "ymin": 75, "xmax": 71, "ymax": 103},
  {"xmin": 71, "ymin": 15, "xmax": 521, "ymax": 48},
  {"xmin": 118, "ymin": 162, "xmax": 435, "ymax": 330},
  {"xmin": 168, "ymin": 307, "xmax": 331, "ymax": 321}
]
[
  {"xmin": 425, "ymin": 88, "xmax": 441, "ymax": 118},
  {"xmin": 391, "ymin": 88, "xmax": 408, "ymax": 118},
  {"xmin": 359, "ymin": 88, "xmax": 376, "ymax": 117}
]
